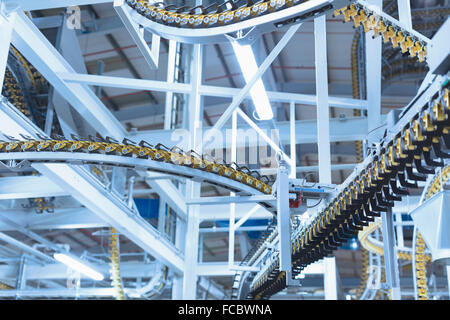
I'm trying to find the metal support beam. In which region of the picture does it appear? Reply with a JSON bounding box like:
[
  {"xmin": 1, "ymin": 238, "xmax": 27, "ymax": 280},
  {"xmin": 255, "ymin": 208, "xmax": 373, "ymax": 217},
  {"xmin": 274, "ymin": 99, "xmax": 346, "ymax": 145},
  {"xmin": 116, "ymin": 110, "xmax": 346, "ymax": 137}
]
[
  {"xmin": 395, "ymin": 210, "xmax": 404, "ymax": 249},
  {"xmin": 290, "ymin": 101, "xmax": 296, "ymax": 179},
  {"xmin": 187, "ymin": 195, "xmax": 275, "ymax": 205},
  {"xmin": 0, "ymin": 208, "xmax": 105, "ymax": 231},
  {"xmin": 10, "ymin": 10, "xmax": 186, "ymax": 226},
  {"xmin": 315, "ymin": 15, "xmax": 337, "ymax": 299},
  {"xmin": 33, "ymin": 163, "xmax": 184, "ymax": 274},
  {"xmin": 0, "ymin": 232, "xmax": 54, "ymax": 263},
  {"xmin": 10, "ymin": 11, "xmax": 126, "ymax": 140},
  {"xmin": 198, "ymin": 277, "xmax": 225, "ymax": 300},
  {"xmin": 0, "ymin": 98, "xmax": 186, "ymax": 277},
  {"xmin": 233, "ymin": 205, "xmax": 261, "ymax": 231},
  {"xmin": 381, "ymin": 207, "xmax": 401, "ymax": 300},
  {"xmin": 60, "ymin": 73, "xmax": 367, "ymax": 110},
  {"xmin": 200, "ymin": 225, "xmax": 267, "ymax": 233},
  {"xmin": 208, "ymin": 23, "xmax": 302, "ymax": 136},
  {"xmin": 323, "ymin": 257, "xmax": 338, "ymax": 300},
  {"xmin": 277, "ymin": 162, "xmax": 291, "ymax": 279},
  {"xmin": 314, "ymin": 15, "xmax": 331, "ymax": 184},
  {"xmin": 228, "ymin": 110, "xmax": 237, "ymax": 269},
  {"xmin": 397, "ymin": 0, "xmax": 412, "ymax": 29},
  {"xmin": 0, "ymin": 288, "xmax": 117, "ymax": 298},
  {"xmin": 114, "ymin": 0, "xmax": 160, "ymax": 69},
  {"xmin": 260, "ymin": 163, "xmax": 358, "ymax": 176},
  {"xmin": 236, "ymin": 108, "xmax": 291, "ymax": 164},
  {"xmin": 182, "ymin": 43, "xmax": 203, "ymax": 299},
  {"xmin": 198, "ymin": 203, "xmax": 272, "ymax": 221},
  {"xmin": 0, "ymin": 176, "xmax": 68, "ymax": 199},
  {"xmin": 52, "ymin": 14, "xmax": 91, "ymax": 138},
  {"xmin": 164, "ymin": 40, "xmax": 177, "ymax": 129},
  {"xmin": 0, "ymin": 260, "xmax": 155, "ymax": 281},
  {"xmin": 16, "ymin": 0, "xmax": 113, "ymax": 10},
  {"xmin": 0, "ymin": 11, "xmax": 15, "ymax": 87},
  {"xmin": 158, "ymin": 199, "xmax": 166, "ymax": 235},
  {"xmin": 77, "ymin": 15, "xmax": 125, "ymax": 39},
  {"xmin": 133, "ymin": 116, "xmax": 372, "ymax": 148},
  {"xmin": 447, "ymin": 265, "xmax": 450, "ymax": 298},
  {"xmin": 0, "ymin": 215, "xmax": 62, "ymax": 253},
  {"xmin": 172, "ymin": 212, "xmax": 186, "ymax": 299},
  {"xmin": 144, "ymin": 175, "xmax": 187, "ymax": 221},
  {"xmin": 365, "ymin": 0, "xmax": 382, "ymax": 135}
]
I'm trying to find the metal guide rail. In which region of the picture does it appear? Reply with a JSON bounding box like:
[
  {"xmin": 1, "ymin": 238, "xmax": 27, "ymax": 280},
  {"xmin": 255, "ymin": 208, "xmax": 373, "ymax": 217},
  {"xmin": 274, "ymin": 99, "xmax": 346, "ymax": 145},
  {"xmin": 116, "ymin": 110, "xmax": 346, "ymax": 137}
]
[
  {"xmin": 0, "ymin": 133, "xmax": 276, "ymax": 211},
  {"xmin": 123, "ymin": 0, "xmax": 430, "ymax": 45},
  {"xmin": 124, "ymin": 0, "xmax": 350, "ymax": 43},
  {"xmin": 247, "ymin": 76, "xmax": 449, "ymax": 299},
  {"xmin": 334, "ymin": 2, "xmax": 430, "ymax": 63}
]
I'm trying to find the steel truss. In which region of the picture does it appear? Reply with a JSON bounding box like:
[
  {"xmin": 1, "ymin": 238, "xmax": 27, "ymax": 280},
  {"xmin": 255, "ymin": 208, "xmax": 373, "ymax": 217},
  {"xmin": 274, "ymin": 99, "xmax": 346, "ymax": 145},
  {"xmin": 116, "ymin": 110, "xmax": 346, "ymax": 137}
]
[{"xmin": 0, "ymin": 0, "xmax": 447, "ymax": 301}]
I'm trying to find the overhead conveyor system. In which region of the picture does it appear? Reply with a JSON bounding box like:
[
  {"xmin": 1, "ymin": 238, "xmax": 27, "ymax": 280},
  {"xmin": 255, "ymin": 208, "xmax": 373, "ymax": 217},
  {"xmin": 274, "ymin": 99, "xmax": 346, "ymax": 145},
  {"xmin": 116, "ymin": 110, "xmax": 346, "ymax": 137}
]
[
  {"xmin": 120, "ymin": 0, "xmax": 351, "ymax": 44},
  {"xmin": 0, "ymin": 0, "xmax": 449, "ymax": 302}
]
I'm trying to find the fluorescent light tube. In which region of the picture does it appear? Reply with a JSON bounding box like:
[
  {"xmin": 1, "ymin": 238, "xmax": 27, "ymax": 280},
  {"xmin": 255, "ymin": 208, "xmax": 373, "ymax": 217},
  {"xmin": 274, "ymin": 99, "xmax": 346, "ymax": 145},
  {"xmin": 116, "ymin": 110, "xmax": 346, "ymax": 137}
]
[
  {"xmin": 231, "ymin": 41, "xmax": 273, "ymax": 120},
  {"xmin": 54, "ymin": 253, "xmax": 104, "ymax": 281}
]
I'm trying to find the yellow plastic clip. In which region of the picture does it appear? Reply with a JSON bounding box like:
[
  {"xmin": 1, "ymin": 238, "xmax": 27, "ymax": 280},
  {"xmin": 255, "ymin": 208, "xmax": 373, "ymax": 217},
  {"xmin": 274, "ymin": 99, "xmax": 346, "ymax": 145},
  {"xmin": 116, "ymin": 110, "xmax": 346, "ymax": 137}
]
[
  {"xmin": 392, "ymin": 31, "xmax": 404, "ymax": 48},
  {"xmin": 353, "ymin": 9, "xmax": 367, "ymax": 28},
  {"xmin": 382, "ymin": 26, "xmax": 396, "ymax": 43},
  {"xmin": 417, "ymin": 45, "xmax": 427, "ymax": 62},
  {"xmin": 400, "ymin": 36, "xmax": 414, "ymax": 53}
]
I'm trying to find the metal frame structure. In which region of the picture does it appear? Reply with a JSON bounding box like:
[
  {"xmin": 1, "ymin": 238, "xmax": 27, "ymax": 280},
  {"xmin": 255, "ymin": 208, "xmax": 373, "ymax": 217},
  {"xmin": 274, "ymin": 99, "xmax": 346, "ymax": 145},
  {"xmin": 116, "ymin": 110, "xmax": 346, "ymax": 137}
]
[{"xmin": 0, "ymin": 0, "xmax": 448, "ymax": 301}]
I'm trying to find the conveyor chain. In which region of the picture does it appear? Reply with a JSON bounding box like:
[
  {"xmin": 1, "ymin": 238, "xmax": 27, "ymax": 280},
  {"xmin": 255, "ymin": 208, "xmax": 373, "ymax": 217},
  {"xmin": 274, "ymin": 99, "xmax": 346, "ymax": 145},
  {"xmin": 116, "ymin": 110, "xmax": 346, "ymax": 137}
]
[
  {"xmin": 126, "ymin": 0, "xmax": 327, "ymax": 29},
  {"xmin": 2, "ymin": 46, "xmax": 47, "ymax": 125},
  {"xmin": 126, "ymin": 0, "xmax": 430, "ymax": 50},
  {"xmin": 248, "ymin": 79, "xmax": 449, "ymax": 299},
  {"xmin": 110, "ymin": 227, "xmax": 125, "ymax": 300},
  {"xmin": 334, "ymin": 3, "xmax": 428, "ymax": 62},
  {"xmin": 0, "ymin": 133, "xmax": 273, "ymax": 196},
  {"xmin": 2, "ymin": 68, "xmax": 32, "ymax": 120}
]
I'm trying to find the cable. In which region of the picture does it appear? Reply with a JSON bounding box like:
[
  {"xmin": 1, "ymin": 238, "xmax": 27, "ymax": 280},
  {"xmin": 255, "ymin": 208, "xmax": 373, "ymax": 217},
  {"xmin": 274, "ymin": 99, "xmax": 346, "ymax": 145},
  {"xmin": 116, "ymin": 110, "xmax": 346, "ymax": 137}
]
[{"xmin": 306, "ymin": 198, "xmax": 322, "ymax": 208}]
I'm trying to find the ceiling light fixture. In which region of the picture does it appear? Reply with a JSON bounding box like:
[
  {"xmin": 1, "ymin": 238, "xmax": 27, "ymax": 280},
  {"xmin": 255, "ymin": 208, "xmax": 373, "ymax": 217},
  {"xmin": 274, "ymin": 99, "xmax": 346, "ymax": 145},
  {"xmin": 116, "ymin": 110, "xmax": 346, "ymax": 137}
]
[
  {"xmin": 231, "ymin": 41, "xmax": 274, "ymax": 120},
  {"xmin": 54, "ymin": 253, "xmax": 104, "ymax": 281}
]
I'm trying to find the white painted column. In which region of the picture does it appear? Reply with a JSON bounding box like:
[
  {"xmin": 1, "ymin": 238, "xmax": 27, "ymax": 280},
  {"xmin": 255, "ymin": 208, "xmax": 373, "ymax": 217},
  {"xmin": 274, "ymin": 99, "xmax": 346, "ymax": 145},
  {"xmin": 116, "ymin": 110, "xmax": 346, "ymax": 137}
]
[
  {"xmin": 395, "ymin": 211, "xmax": 404, "ymax": 249},
  {"xmin": 314, "ymin": 15, "xmax": 337, "ymax": 300},
  {"xmin": 290, "ymin": 101, "xmax": 296, "ymax": 179},
  {"xmin": 228, "ymin": 111, "xmax": 237, "ymax": 268},
  {"xmin": 446, "ymin": 265, "xmax": 450, "ymax": 298},
  {"xmin": 239, "ymin": 234, "xmax": 249, "ymax": 258},
  {"xmin": 397, "ymin": 0, "xmax": 412, "ymax": 29},
  {"xmin": 365, "ymin": 0, "xmax": 382, "ymax": 134},
  {"xmin": 323, "ymin": 257, "xmax": 338, "ymax": 300},
  {"xmin": 0, "ymin": 11, "xmax": 15, "ymax": 86},
  {"xmin": 164, "ymin": 40, "xmax": 177, "ymax": 130},
  {"xmin": 158, "ymin": 199, "xmax": 166, "ymax": 234},
  {"xmin": 381, "ymin": 208, "xmax": 401, "ymax": 300},
  {"xmin": 314, "ymin": 15, "xmax": 331, "ymax": 184},
  {"xmin": 182, "ymin": 43, "xmax": 203, "ymax": 299},
  {"xmin": 172, "ymin": 215, "xmax": 186, "ymax": 299},
  {"xmin": 277, "ymin": 162, "xmax": 291, "ymax": 275}
]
